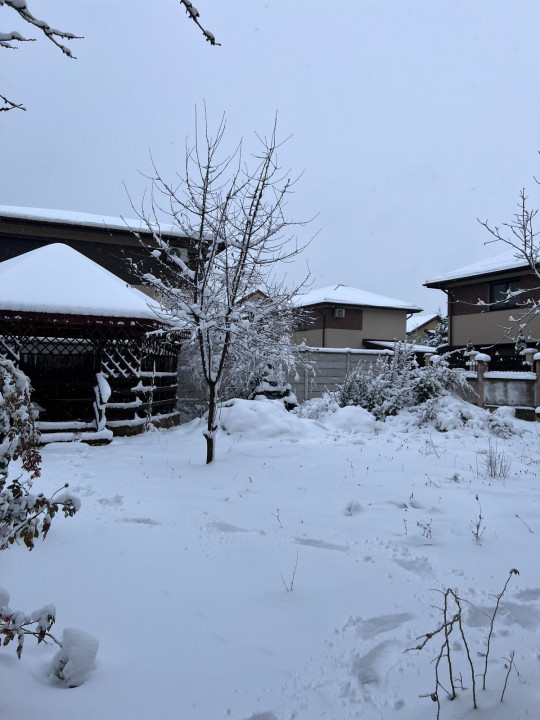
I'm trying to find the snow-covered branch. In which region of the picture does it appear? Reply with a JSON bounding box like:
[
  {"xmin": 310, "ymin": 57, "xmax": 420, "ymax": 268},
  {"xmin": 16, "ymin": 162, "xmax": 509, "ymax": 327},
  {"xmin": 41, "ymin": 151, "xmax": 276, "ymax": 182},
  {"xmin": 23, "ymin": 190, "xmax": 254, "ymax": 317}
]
[
  {"xmin": 1, "ymin": 1, "xmax": 218, "ymax": 111},
  {"xmin": 179, "ymin": 0, "xmax": 219, "ymax": 46},
  {"xmin": 0, "ymin": 0, "xmax": 81, "ymax": 110},
  {"xmin": 479, "ymin": 189, "xmax": 540, "ymax": 280}
]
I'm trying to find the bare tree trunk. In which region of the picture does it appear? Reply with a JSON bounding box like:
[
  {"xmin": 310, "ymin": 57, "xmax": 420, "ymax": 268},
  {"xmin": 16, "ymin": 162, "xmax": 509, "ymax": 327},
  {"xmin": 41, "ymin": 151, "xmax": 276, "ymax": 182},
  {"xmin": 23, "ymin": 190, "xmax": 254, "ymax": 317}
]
[{"xmin": 204, "ymin": 381, "xmax": 217, "ymax": 464}]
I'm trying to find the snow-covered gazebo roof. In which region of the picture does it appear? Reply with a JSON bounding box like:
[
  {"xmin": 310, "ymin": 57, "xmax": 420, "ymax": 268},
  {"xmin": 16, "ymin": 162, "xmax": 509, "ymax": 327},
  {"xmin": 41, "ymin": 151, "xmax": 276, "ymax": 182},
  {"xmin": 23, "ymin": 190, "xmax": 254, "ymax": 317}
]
[
  {"xmin": 293, "ymin": 284, "xmax": 422, "ymax": 313},
  {"xmin": 0, "ymin": 243, "xmax": 159, "ymax": 320}
]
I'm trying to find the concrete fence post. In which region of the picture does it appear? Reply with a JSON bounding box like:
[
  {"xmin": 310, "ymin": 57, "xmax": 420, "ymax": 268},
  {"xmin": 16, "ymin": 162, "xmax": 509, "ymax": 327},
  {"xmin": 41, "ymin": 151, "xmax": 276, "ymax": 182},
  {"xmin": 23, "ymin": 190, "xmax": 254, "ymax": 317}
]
[
  {"xmin": 474, "ymin": 353, "xmax": 490, "ymax": 409},
  {"xmin": 534, "ymin": 353, "xmax": 540, "ymax": 416}
]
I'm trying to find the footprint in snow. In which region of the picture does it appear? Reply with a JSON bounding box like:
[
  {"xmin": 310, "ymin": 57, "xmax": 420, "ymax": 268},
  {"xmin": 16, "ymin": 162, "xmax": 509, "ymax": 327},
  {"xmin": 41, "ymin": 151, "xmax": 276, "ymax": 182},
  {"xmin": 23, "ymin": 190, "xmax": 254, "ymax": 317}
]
[
  {"xmin": 98, "ymin": 494, "xmax": 123, "ymax": 507},
  {"xmin": 515, "ymin": 588, "xmax": 540, "ymax": 602},
  {"xmin": 351, "ymin": 639, "xmax": 401, "ymax": 685},
  {"xmin": 206, "ymin": 521, "xmax": 264, "ymax": 535},
  {"xmin": 354, "ymin": 613, "xmax": 415, "ymax": 640},
  {"xmin": 466, "ymin": 601, "xmax": 540, "ymax": 631},
  {"xmin": 295, "ymin": 537, "xmax": 349, "ymax": 552},
  {"xmin": 393, "ymin": 555, "xmax": 434, "ymax": 578}
]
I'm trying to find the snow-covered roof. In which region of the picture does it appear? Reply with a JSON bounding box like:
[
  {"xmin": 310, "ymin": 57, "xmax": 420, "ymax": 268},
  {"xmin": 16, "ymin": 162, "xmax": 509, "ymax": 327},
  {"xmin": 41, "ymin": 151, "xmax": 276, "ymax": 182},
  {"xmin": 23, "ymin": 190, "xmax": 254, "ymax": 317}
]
[
  {"xmin": 293, "ymin": 284, "xmax": 422, "ymax": 313},
  {"xmin": 425, "ymin": 250, "xmax": 530, "ymax": 286},
  {"xmin": 406, "ymin": 313, "xmax": 440, "ymax": 333},
  {"xmin": 0, "ymin": 243, "xmax": 160, "ymax": 319},
  {"xmin": 0, "ymin": 205, "xmax": 188, "ymax": 238}
]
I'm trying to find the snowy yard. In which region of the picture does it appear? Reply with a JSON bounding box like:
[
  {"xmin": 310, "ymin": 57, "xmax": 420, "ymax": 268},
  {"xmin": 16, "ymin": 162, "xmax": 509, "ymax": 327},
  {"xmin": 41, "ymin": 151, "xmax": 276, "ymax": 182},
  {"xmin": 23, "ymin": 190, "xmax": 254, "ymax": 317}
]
[{"xmin": 2, "ymin": 398, "xmax": 540, "ymax": 720}]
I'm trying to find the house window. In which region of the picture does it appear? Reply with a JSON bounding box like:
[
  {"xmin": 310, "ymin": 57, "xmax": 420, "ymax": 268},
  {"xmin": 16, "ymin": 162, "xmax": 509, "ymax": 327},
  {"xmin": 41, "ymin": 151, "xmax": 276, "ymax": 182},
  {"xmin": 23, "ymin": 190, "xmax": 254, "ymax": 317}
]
[{"xmin": 489, "ymin": 278, "xmax": 521, "ymax": 310}]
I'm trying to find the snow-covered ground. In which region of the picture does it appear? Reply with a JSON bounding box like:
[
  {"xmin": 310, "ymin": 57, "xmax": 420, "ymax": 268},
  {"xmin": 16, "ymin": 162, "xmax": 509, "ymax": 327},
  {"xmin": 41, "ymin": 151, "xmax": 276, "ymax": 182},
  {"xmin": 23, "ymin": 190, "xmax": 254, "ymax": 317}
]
[{"xmin": 2, "ymin": 397, "xmax": 540, "ymax": 720}]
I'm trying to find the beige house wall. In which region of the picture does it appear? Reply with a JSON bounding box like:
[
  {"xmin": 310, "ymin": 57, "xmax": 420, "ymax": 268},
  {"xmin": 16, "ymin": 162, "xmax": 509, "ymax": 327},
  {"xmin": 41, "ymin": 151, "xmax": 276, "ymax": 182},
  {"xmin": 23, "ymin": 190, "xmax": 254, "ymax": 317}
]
[
  {"xmin": 452, "ymin": 310, "xmax": 540, "ymax": 346},
  {"xmin": 363, "ymin": 308, "xmax": 407, "ymax": 342},
  {"xmin": 295, "ymin": 307, "xmax": 408, "ymax": 348},
  {"xmin": 296, "ymin": 327, "xmax": 326, "ymax": 347}
]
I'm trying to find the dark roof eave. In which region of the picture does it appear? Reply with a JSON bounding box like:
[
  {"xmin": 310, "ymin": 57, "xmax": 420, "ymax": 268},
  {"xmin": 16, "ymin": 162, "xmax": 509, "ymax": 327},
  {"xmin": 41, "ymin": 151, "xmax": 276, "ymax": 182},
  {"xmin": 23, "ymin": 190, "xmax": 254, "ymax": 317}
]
[
  {"xmin": 0, "ymin": 309, "xmax": 166, "ymax": 327},
  {"xmin": 0, "ymin": 214, "xmax": 192, "ymax": 242},
  {"xmin": 299, "ymin": 301, "xmax": 422, "ymax": 313}
]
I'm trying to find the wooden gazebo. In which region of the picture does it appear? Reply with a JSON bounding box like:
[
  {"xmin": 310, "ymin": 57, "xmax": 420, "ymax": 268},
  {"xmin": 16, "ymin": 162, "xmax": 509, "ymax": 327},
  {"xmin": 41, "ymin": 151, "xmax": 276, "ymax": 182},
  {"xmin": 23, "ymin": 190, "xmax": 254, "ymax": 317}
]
[{"xmin": 0, "ymin": 244, "xmax": 180, "ymax": 442}]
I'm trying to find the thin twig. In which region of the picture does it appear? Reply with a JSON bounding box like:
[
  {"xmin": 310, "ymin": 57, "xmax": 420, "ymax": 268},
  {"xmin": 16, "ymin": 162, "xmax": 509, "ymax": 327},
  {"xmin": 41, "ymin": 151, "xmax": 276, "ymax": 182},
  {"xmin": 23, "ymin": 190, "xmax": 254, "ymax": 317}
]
[
  {"xmin": 483, "ymin": 569, "xmax": 520, "ymax": 691},
  {"xmin": 515, "ymin": 514, "xmax": 535, "ymax": 534},
  {"xmin": 281, "ymin": 550, "xmax": 299, "ymax": 592},
  {"xmin": 500, "ymin": 650, "xmax": 515, "ymax": 702}
]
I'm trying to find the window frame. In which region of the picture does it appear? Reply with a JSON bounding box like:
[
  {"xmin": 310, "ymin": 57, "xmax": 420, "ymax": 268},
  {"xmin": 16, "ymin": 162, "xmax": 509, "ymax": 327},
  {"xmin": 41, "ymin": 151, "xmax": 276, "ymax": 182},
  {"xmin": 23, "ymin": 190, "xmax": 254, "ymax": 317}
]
[{"xmin": 489, "ymin": 277, "xmax": 521, "ymax": 310}]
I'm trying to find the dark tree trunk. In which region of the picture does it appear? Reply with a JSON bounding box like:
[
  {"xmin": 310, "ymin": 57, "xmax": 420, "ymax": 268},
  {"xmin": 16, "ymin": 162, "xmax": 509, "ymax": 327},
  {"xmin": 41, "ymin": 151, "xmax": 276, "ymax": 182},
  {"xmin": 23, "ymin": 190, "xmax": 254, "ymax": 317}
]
[{"xmin": 204, "ymin": 381, "xmax": 217, "ymax": 464}]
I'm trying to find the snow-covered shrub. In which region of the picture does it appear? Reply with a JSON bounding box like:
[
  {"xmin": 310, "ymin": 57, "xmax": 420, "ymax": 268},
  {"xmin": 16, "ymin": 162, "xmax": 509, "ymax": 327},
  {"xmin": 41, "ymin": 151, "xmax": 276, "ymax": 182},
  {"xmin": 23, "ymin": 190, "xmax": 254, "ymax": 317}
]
[
  {"xmin": 0, "ymin": 356, "xmax": 41, "ymax": 485},
  {"xmin": 1, "ymin": 588, "xmax": 98, "ymax": 686},
  {"xmin": 487, "ymin": 407, "xmax": 515, "ymax": 438},
  {"xmin": 424, "ymin": 315, "xmax": 448, "ymax": 348},
  {"xmin": 514, "ymin": 329, "xmax": 527, "ymax": 354},
  {"xmin": 412, "ymin": 395, "xmax": 477, "ymax": 432},
  {"xmin": 339, "ymin": 345, "xmax": 473, "ymax": 420},
  {"xmin": 247, "ymin": 362, "xmax": 298, "ymax": 410},
  {"xmin": 409, "ymin": 395, "xmax": 518, "ymax": 437},
  {"xmin": 294, "ymin": 393, "xmax": 340, "ymax": 421},
  {"xmin": 0, "ymin": 355, "xmax": 80, "ymax": 550},
  {"xmin": 0, "ymin": 587, "xmax": 57, "ymax": 659}
]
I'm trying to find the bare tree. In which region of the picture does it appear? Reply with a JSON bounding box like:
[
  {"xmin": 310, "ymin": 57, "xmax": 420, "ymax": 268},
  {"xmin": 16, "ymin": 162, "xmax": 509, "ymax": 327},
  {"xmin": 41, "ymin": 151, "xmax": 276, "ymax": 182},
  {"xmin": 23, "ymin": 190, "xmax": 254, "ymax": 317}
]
[
  {"xmin": 479, "ymin": 189, "xmax": 540, "ymax": 275},
  {"xmin": 479, "ymin": 188, "xmax": 540, "ymax": 341},
  {"xmin": 131, "ymin": 112, "xmax": 309, "ymax": 463},
  {"xmin": 1, "ymin": 0, "xmax": 217, "ymax": 111}
]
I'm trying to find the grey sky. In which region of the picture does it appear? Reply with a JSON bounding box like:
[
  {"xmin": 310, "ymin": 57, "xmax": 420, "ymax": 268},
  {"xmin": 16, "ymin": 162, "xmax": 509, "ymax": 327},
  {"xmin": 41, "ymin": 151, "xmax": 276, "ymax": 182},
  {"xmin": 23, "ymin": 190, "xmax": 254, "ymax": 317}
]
[{"xmin": 2, "ymin": 1, "xmax": 540, "ymax": 313}]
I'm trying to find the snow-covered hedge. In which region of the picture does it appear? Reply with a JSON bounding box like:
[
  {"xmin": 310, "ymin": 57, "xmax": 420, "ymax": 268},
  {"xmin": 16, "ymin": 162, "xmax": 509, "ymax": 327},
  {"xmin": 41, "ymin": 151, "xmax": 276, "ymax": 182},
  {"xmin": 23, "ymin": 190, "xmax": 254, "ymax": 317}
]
[
  {"xmin": 0, "ymin": 355, "xmax": 80, "ymax": 550},
  {"xmin": 338, "ymin": 344, "xmax": 474, "ymax": 420}
]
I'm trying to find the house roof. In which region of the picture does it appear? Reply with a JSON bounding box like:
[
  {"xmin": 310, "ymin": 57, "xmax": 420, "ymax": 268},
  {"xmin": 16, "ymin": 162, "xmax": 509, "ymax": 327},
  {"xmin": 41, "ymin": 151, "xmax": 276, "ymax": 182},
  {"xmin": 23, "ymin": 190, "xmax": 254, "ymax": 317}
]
[
  {"xmin": 425, "ymin": 250, "xmax": 530, "ymax": 288},
  {"xmin": 0, "ymin": 243, "xmax": 160, "ymax": 319},
  {"xmin": 293, "ymin": 284, "xmax": 422, "ymax": 313},
  {"xmin": 406, "ymin": 313, "xmax": 441, "ymax": 334},
  {"xmin": 0, "ymin": 204, "xmax": 188, "ymax": 238}
]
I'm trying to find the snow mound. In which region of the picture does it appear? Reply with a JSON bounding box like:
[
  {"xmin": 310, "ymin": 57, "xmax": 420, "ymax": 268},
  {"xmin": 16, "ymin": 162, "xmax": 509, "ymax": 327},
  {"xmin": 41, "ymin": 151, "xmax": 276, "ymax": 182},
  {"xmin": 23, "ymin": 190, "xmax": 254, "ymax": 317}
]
[
  {"xmin": 294, "ymin": 394, "xmax": 378, "ymax": 434},
  {"xmin": 323, "ymin": 405, "xmax": 377, "ymax": 434},
  {"xmin": 217, "ymin": 397, "xmax": 325, "ymax": 440},
  {"xmin": 50, "ymin": 628, "xmax": 99, "ymax": 688},
  {"xmin": 217, "ymin": 397, "xmax": 378, "ymax": 440}
]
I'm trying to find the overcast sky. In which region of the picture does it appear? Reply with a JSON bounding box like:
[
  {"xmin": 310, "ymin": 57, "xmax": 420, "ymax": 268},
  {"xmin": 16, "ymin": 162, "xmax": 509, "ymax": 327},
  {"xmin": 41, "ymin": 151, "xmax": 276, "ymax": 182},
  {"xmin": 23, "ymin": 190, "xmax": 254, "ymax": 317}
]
[{"xmin": 3, "ymin": 1, "xmax": 540, "ymax": 313}]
